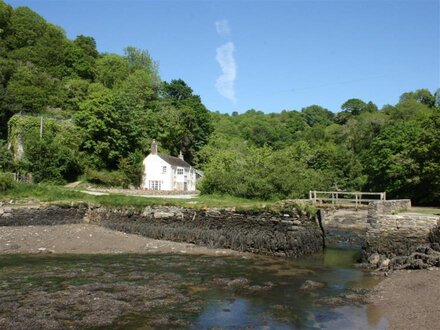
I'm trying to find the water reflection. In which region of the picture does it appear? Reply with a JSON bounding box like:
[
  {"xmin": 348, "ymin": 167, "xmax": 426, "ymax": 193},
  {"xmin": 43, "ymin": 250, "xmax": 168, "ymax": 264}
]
[{"xmin": 190, "ymin": 248, "xmax": 386, "ymax": 329}]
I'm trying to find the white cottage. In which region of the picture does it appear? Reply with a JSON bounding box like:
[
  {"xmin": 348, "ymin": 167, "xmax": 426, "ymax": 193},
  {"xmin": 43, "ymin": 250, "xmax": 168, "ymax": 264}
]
[{"xmin": 141, "ymin": 140, "xmax": 198, "ymax": 191}]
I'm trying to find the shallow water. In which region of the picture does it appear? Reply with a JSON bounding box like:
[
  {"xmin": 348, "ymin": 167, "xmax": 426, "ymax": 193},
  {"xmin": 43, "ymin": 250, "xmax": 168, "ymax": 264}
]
[{"xmin": 0, "ymin": 248, "xmax": 387, "ymax": 329}]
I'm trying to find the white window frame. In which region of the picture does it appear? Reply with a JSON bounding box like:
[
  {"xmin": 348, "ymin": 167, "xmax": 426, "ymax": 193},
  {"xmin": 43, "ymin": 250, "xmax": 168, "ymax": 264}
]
[
  {"xmin": 162, "ymin": 166, "xmax": 167, "ymax": 174},
  {"xmin": 177, "ymin": 168, "xmax": 184, "ymax": 175},
  {"xmin": 148, "ymin": 180, "xmax": 162, "ymax": 190}
]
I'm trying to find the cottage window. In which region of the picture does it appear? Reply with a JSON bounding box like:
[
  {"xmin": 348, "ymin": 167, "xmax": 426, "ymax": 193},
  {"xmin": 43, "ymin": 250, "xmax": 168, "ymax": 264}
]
[
  {"xmin": 177, "ymin": 168, "xmax": 184, "ymax": 175},
  {"xmin": 162, "ymin": 166, "xmax": 167, "ymax": 174},
  {"xmin": 148, "ymin": 180, "xmax": 162, "ymax": 190}
]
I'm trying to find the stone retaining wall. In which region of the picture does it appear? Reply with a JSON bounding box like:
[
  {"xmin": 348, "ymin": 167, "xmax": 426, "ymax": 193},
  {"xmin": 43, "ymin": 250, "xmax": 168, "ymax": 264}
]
[
  {"xmin": 321, "ymin": 208, "xmax": 368, "ymax": 229},
  {"xmin": 365, "ymin": 200, "xmax": 440, "ymax": 256},
  {"xmin": 0, "ymin": 203, "xmax": 324, "ymax": 258},
  {"xmin": 0, "ymin": 204, "xmax": 87, "ymax": 226},
  {"xmin": 320, "ymin": 208, "xmax": 368, "ymax": 248},
  {"xmin": 87, "ymin": 206, "xmax": 324, "ymax": 257},
  {"xmin": 368, "ymin": 199, "xmax": 411, "ymax": 216}
]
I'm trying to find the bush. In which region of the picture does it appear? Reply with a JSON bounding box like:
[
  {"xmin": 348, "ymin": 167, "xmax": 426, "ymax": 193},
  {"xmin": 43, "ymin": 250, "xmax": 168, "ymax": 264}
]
[
  {"xmin": 118, "ymin": 151, "xmax": 144, "ymax": 187},
  {"xmin": 85, "ymin": 168, "xmax": 127, "ymax": 187},
  {"xmin": 0, "ymin": 141, "xmax": 14, "ymax": 172},
  {"xmin": 0, "ymin": 172, "xmax": 16, "ymax": 192}
]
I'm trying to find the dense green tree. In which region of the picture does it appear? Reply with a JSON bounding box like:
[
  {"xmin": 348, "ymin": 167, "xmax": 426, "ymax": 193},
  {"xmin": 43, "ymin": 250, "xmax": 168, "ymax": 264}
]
[
  {"xmin": 0, "ymin": 58, "xmax": 16, "ymax": 138},
  {"xmin": 301, "ymin": 105, "xmax": 334, "ymax": 127},
  {"xmin": 0, "ymin": 1, "xmax": 13, "ymax": 55},
  {"xmin": 6, "ymin": 64, "xmax": 52, "ymax": 113},
  {"xmin": 0, "ymin": 140, "xmax": 13, "ymax": 172},
  {"xmin": 0, "ymin": 1, "xmax": 12, "ymax": 33},
  {"xmin": 365, "ymin": 120, "xmax": 423, "ymax": 200},
  {"xmin": 75, "ymin": 89, "xmax": 128, "ymax": 168},
  {"xmin": 412, "ymin": 110, "xmax": 440, "ymax": 204},
  {"xmin": 342, "ymin": 111, "xmax": 388, "ymax": 154},
  {"xmin": 115, "ymin": 70, "xmax": 159, "ymax": 154},
  {"xmin": 74, "ymin": 35, "xmax": 99, "ymax": 58},
  {"xmin": 385, "ymin": 99, "xmax": 431, "ymax": 121},
  {"xmin": 335, "ymin": 99, "xmax": 378, "ymax": 124},
  {"xmin": 18, "ymin": 119, "xmax": 82, "ymax": 183},
  {"xmin": 95, "ymin": 54, "xmax": 129, "ymax": 88},
  {"xmin": 4, "ymin": 6, "xmax": 47, "ymax": 49},
  {"xmin": 62, "ymin": 78, "xmax": 90, "ymax": 112},
  {"xmin": 64, "ymin": 41, "xmax": 96, "ymax": 80},
  {"xmin": 124, "ymin": 46, "xmax": 159, "ymax": 82},
  {"xmin": 399, "ymin": 89, "xmax": 435, "ymax": 108},
  {"xmin": 157, "ymin": 79, "xmax": 212, "ymax": 163}
]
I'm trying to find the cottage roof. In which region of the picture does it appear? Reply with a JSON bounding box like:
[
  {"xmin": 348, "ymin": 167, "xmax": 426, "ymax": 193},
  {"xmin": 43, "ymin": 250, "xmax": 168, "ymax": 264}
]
[{"xmin": 158, "ymin": 153, "xmax": 191, "ymax": 168}]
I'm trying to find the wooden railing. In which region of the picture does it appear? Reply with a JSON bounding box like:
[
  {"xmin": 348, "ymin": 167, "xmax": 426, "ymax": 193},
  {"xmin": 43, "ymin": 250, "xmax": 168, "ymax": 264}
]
[{"xmin": 309, "ymin": 191, "xmax": 386, "ymax": 206}]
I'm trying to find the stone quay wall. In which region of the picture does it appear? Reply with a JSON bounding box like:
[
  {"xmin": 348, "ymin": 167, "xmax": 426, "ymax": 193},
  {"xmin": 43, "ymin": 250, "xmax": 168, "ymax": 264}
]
[
  {"xmin": 0, "ymin": 204, "xmax": 87, "ymax": 226},
  {"xmin": 319, "ymin": 207, "xmax": 369, "ymax": 248},
  {"xmin": 87, "ymin": 206, "xmax": 324, "ymax": 257},
  {"xmin": 365, "ymin": 200, "xmax": 440, "ymax": 256},
  {"xmin": 321, "ymin": 207, "xmax": 369, "ymax": 229},
  {"xmin": 0, "ymin": 203, "xmax": 324, "ymax": 258}
]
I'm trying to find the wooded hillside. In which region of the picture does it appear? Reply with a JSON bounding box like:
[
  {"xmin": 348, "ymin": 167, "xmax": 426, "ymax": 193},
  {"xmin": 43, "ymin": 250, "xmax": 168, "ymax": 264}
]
[{"xmin": 0, "ymin": 1, "xmax": 439, "ymax": 205}]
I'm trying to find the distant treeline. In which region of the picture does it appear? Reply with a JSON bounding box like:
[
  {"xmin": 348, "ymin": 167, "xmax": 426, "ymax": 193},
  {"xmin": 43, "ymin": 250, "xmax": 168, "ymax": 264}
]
[{"xmin": 0, "ymin": 1, "xmax": 439, "ymax": 204}]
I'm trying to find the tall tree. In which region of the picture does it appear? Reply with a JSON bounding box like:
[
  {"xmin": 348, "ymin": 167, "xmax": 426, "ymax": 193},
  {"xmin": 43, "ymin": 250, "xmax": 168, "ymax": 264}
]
[
  {"xmin": 399, "ymin": 89, "xmax": 435, "ymax": 108},
  {"xmin": 75, "ymin": 89, "xmax": 128, "ymax": 168},
  {"xmin": 301, "ymin": 105, "xmax": 334, "ymax": 127},
  {"xmin": 95, "ymin": 54, "xmax": 129, "ymax": 88},
  {"xmin": 74, "ymin": 35, "xmax": 99, "ymax": 58},
  {"xmin": 158, "ymin": 79, "xmax": 212, "ymax": 163}
]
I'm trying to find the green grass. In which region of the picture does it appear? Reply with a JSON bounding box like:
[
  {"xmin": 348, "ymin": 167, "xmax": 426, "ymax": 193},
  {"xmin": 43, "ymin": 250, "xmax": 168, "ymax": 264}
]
[
  {"xmin": 0, "ymin": 183, "xmax": 271, "ymax": 210},
  {"xmin": 408, "ymin": 207, "xmax": 440, "ymax": 216},
  {"xmin": 189, "ymin": 194, "xmax": 268, "ymax": 208}
]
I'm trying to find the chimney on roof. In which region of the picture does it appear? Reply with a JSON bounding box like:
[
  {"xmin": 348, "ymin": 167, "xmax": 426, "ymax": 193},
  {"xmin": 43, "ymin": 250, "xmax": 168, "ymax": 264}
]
[
  {"xmin": 178, "ymin": 151, "xmax": 184, "ymax": 160},
  {"xmin": 151, "ymin": 139, "xmax": 157, "ymax": 155}
]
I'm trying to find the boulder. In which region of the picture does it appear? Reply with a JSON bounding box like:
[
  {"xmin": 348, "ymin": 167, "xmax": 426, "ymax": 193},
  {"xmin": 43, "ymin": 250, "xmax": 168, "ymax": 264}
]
[
  {"xmin": 368, "ymin": 253, "xmax": 380, "ymax": 266},
  {"xmin": 300, "ymin": 280, "xmax": 325, "ymax": 291}
]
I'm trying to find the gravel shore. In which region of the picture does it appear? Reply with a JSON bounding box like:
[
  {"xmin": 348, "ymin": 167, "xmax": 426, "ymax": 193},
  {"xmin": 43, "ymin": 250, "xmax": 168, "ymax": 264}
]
[
  {"xmin": 0, "ymin": 224, "xmax": 246, "ymax": 256},
  {"xmin": 369, "ymin": 268, "xmax": 440, "ymax": 329}
]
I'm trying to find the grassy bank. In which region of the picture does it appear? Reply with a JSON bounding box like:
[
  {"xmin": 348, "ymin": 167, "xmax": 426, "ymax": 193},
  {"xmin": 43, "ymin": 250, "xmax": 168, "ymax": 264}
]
[
  {"xmin": 407, "ymin": 207, "xmax": 440, "ymax": 216},
  {"xmin": 0, "ymin": 183, "xmax": 271, "ymax": 210}
]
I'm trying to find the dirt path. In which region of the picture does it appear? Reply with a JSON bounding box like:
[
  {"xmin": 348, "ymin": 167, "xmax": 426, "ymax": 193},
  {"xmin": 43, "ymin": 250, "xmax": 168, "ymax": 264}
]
[
  {"xmin": 369, "ymin": 269, "xmax": 440, "ymax": 329},
  {"xmin": 0, "ymin": 224, "xmax": 246, "ymax": 256}
]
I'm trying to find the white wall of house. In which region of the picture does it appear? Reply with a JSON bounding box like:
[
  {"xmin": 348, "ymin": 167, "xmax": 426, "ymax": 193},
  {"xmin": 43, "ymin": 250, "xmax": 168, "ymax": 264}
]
[
  {"xmin": 172, "ymin": 166, "xmax": 196, "ymax": 191},
  {"xmin": 141, "ymin": 154, "xmax": 172, "ymax": 190},
  {"xmin": 141, "ymin": 154, "xmax": 197, "ymax": 191}
]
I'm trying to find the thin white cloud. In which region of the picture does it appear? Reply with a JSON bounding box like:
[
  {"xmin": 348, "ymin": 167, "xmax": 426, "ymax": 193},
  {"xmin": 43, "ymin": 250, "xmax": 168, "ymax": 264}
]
[
  {"xmin": 215, "ymin": 19, "xmax": 230, "ymax": 37},
  {"xmin": 215, "ymin": 42, "xmax": 237, "ymax": 104}
]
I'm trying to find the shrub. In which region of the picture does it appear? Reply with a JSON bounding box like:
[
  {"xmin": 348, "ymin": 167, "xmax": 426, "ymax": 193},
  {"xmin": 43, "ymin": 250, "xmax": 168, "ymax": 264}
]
[
  {"xmin": 118, "ymin": 151, "xmax": 144, "ymax": 187},
  {"xmin": 85, "ymin": 168, "xmax": 127, "ymax": 187},
  {"xmin": 0, "ymin": 172, "xmax": 15, "ymax": 192}
]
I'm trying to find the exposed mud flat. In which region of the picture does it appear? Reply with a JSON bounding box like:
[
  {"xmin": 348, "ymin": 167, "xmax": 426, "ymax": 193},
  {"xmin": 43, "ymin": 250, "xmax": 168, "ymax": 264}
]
[
  {"xmin": 0, "ymin": 248, "xmax": 379, "ymax": 329},
  {"xmin": 369, "ymin": 268, "xmax": 440, "ymax": 330},
  {"xmin": 0, "ymin": 224, "xmax": 247, "ymax": 256}
]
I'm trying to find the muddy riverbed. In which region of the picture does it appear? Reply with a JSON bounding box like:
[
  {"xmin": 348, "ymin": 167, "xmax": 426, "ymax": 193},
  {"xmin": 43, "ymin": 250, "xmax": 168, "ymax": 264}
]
[{"xmin": 0, "ymin": 245, "xmax": 387, "ymax": 329}]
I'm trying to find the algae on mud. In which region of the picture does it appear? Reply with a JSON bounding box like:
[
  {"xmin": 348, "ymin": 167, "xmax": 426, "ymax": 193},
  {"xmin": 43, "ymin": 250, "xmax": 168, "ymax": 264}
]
[{"xmin": 0, "ymin": 248, "xmax": 385, "ymax": 329}]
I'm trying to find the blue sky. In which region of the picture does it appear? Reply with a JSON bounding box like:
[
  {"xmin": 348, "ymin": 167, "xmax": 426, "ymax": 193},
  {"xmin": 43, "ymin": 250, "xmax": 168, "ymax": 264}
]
[{"xmin": 8, "ymin": 0, "xmax": 440, "ymax": 114}]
